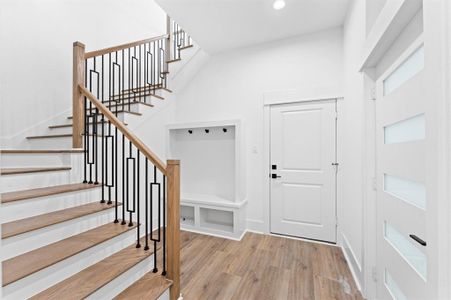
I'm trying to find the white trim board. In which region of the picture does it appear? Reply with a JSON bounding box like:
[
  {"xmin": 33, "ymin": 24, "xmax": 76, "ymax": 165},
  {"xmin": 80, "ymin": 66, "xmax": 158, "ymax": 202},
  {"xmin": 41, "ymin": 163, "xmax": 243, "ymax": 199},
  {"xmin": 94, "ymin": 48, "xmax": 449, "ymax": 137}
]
[
  {"xmin": 360, "ymin": 0, "xmax": 422, "ymax": 70},
  {"xmin": 340, "ymin": 232, "xmax": 363, "ymax": 293},
  {"xmin": 263, "ymin": 87, "xmax": 343, "ymax": 106}
]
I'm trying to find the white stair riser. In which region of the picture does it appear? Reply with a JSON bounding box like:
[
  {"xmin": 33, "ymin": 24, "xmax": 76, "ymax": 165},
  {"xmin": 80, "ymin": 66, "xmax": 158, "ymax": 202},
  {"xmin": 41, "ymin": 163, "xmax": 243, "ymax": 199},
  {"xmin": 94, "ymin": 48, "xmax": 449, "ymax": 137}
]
[
  {"xmin": 25, "ymin": 137, "xmax": 73, "ymax": 149},
  {"xmin": 47, "ymin": 121, "xmax": 136, "ymax": 135},
  {"xmin": 86, "ymin": 252, "xmax": 159, "ymax": 300},
  {"xmin": 1, "ymin": 169, "xmax": 84, "ymax": 193},
  {"xmin": 1, "ymin": 229, "xmax": 137, "ymax": 300},
  {"xmin": 0, "ymin": 152, "xmax": 83, "ymax": 168},
  {"xmin": 2, "ymin": 170, "xmax": 72, "ymax": 192},
  {"xmin": 0, "ymin": 188, "xmax": 102, "ymax": 223},
  {"xmin": 1, "ymin": 209, "xmax": 123, "ymax": 260},
  {"xmin": 24, "ymin": 135, "xmax": 115, "ymax": 149}
]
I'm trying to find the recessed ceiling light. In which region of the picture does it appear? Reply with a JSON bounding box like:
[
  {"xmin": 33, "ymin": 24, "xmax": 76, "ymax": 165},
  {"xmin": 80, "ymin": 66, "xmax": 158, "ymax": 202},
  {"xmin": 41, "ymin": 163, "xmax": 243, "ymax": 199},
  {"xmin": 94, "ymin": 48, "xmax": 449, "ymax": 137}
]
[{"xmin": 273, "ymin": 0, "xmax": 286, "ymax": 10}]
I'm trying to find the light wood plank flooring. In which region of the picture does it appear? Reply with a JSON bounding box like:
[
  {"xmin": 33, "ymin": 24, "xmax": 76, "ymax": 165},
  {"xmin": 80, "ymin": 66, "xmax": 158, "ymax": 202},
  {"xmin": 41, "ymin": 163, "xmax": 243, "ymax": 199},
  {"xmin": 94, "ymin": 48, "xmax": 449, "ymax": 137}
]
[{"xmin": 180, "ymin": 231, "xmax": 364, "ymax": 300}]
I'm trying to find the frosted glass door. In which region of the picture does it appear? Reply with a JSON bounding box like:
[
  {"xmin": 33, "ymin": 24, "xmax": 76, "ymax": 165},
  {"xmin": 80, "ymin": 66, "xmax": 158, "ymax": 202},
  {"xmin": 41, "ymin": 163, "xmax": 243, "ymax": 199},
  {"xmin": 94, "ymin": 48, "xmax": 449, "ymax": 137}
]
[{"xmin": 375, "ymin": 36, "xmax": 436, "ymax": 299}]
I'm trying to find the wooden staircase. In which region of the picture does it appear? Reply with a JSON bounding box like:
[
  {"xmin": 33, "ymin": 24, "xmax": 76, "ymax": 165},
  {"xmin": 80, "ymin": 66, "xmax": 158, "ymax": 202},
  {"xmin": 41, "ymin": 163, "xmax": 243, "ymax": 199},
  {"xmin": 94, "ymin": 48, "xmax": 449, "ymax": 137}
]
[
  {"xmin": 0, "ymin": 16, "xmax": 190, "ymax": 300},
  {"xmin": 0, "ymin": 151, "xmax": 171, "ymax": 299}
]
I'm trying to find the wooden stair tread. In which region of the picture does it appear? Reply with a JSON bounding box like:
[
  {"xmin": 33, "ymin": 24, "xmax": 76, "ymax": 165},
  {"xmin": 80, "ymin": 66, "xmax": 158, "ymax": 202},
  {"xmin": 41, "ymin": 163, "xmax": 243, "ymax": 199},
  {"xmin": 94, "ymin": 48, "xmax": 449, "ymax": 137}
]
[
  {"xmin": 114, "ymin": 270, "xmax": 172, "ymax": 300},
  {"xmin": 49, "ymin": 120, "xmax": 128, "ymax": 129},
  {"xmin": 167, "ymin": 58, "xmax": 181, "ymax": 63},
  {"xmin": 67, "ymin": 110, "xmax": 142, "ymax": 119},
  {"xmin": 102, "ymin": 101, "xmax": 154, "ymax": 109},
  {"xmin": 30, "ymin": 237, "xmax": 161, "ymax": 300},
  {"xmin": 110, "ymin": 92, "xmax": 164, "ymax": 101},
  {"xmin": 2, "ymin": 201, "xmax": 120, "ymax": 239},
  {"xmin": 122, "ymin": 83, "xmax": 164, "ymax": 93},
  {"xmin": 179, "ymin": 44, "xmax": 194, "ymax": 50},
  {"xmin": 1, "ymin": 182, "xmax": 99, "ymax": 204},
  {"xmin": 111, "ymin": 86, "xmax": 165, "ymax": 95},
  {"xmin": 0, "ymin": 167, "xmax": 71, "ymax": 175},
  {"xmin": 0, "ymin": 149, "xmax": 83, "ymax": 154},
  {"xmin": 2, "ymin": 222, "xmax": 136, "ymax": 286},
  {"xmin": 26, "ymin": 134, "xmax": 72, "ymax": 139}
]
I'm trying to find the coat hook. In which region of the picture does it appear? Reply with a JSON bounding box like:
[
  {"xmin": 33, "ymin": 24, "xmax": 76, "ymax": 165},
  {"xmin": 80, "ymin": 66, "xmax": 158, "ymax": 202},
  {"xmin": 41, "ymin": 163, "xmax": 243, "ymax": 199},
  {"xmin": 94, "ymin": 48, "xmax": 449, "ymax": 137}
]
[
  {"xmin": 188, "ymin": 130, "xmax": 193, "ymax": 134},
  {"xmin": 205, "ymin": 129, "xmax": 209, "ymax": 133},
  {"xmin": 223, "ymin": 128, "xmax": 227, "ymax": 133}
]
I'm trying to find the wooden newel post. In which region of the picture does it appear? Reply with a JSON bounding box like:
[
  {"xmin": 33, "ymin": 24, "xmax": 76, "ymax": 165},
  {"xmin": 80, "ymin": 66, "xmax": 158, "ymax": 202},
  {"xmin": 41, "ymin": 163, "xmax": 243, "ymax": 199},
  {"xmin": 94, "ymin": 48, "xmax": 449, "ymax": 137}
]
[
  {"xmin": 167, "ymin": 159, "xmax": 180, "ymax": 300},
  {"xmin": 73, "ymin": 41, "xmax": 85, "ymax": 149}
]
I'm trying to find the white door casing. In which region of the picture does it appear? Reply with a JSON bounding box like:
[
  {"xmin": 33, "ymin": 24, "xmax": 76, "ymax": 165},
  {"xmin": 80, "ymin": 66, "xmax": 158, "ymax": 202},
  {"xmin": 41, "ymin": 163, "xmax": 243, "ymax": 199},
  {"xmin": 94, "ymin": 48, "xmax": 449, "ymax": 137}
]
[{"xmin": 270, "ymin": 100, "xmax": 337, "ymax": 243}]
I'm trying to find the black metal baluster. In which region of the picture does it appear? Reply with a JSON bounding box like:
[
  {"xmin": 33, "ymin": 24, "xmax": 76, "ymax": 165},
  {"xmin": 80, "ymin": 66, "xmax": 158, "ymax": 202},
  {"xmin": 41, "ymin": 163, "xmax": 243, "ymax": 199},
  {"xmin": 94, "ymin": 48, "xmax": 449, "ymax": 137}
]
[
  {"xmin": 152, "ymin": 41, "xmax": 156, "ymax": 93},
  {"xmin": 121, "ymin": 131, "xmax": 126, "ymax": 225},
  {"xmin": 121, "ymin": 49, "xmax": 126, "ymax": 226},
  {"xmin": 127, "ymin": 142, "xmax": 134, "ymax": 227},
  {"xmin": 139, "ymin": 44, "xmax": 143, "ymax": 103},
  {"xmin": 128, "ymin": 48, "xmax": 131, "ymax": 112},
  {"xmin": 114, "ymin": 52, "xmax": 119, "ymax": 213},
  {"xmin": 145, "ymin": 159, "xmax": 149, "ymax": 250},
  {"xmin": 83, "ymin": 59, "xmax": 88, "ymax": 184},
  {"xmin": 173, "ymin": 20, "xmax": 176, "ymax": 61},
  {"xmin": 152, "ymin": 165, "xmax": 158, "ymax": 273},
  {"xmin": 101, "ymin": 55, "xmax": 105, "ymax": 203},
  {"xmin": 94, "ymin": 57, "xmax": 99, "ymax": 186},
  {"xmin": 136, "ymin": 150, "xmax": 141, "ymax": 248}
]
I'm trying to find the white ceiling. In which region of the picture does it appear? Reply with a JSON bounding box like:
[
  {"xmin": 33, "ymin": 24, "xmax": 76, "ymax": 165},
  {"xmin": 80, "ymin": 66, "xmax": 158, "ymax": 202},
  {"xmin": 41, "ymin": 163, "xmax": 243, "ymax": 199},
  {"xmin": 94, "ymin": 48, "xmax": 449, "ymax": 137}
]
[{"xmin": 156, "ymin": 0, "xmax": 351, "ymax": 53}]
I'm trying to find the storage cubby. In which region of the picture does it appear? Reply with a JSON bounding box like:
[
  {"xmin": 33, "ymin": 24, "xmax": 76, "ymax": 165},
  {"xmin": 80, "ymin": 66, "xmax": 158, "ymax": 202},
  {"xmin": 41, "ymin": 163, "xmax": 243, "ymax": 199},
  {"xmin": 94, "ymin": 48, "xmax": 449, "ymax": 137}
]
[
  {"xmin": 166, "ymin": 120, "xmax": 247, "ymax": 239},
  {"xmin": 180, "ymin": 205, "xmax": 195, "ymax": 227},
  {"xmin": 200, "ymin": 208, "xmax": 234, "ymax": 233}
]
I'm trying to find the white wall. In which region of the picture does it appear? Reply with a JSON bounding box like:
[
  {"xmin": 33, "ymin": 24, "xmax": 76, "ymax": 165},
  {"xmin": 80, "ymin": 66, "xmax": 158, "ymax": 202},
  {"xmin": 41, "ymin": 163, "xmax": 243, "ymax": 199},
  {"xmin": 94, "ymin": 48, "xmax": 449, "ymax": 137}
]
[
  {"xmin": 0, "ymin": 0, "xmax": 166, "ymax": 144},
  {"xmin": 339, "ymin": 0, "xmax": 366, "ymax": 290},
  {"xmin": 172, "ymin": 28, "xmax": 344, "ymax": 231}
]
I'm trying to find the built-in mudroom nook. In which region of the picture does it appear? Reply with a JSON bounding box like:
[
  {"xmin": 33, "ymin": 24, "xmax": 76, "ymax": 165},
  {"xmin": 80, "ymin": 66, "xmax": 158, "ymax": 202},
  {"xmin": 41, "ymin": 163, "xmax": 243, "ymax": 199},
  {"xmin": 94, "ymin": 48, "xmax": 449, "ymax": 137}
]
[{"xmin": 166, "ymin": 120, "xmax": 246, "ymax": 239}]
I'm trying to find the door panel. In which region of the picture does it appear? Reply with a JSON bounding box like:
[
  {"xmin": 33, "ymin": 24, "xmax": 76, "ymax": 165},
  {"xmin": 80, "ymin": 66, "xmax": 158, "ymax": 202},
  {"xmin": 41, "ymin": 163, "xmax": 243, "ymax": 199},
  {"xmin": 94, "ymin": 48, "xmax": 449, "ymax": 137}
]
[
  {"xmin": 270, "ymin": 101, "xmax": 336, "ymax": 243},
  {"xmin": 376, "ymin": 36, "xmax": 434, "ymax": 299}
]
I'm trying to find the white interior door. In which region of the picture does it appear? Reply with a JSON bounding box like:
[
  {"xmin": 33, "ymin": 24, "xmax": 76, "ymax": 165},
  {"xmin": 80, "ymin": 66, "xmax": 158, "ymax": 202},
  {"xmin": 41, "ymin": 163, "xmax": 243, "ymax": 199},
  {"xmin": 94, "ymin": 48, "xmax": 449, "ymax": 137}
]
[
  {"xmin": 270, "ymin": 100, "xmax": 337, "ymax": 243},
  {"xmin": 375, "ymin": 35, "xmax": 437, "ymax": 299}
]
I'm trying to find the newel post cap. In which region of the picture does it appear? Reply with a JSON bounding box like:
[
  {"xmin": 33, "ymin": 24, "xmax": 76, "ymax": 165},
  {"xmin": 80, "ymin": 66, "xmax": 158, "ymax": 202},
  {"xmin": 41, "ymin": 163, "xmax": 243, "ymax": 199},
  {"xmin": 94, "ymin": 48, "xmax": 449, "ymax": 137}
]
[
  {"xmin": 73, "ymin": 41, "xmax": 86, "ymax": 48},
  {"xmin": 167, "ymin": 159, "xmax": 180, "ymax": 165}
]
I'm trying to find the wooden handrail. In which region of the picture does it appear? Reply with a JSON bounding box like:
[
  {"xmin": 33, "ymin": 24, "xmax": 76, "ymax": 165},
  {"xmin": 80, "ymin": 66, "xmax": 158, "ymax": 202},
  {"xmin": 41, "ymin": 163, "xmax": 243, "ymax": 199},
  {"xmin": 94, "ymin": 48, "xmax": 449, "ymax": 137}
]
[
  {"xmin": 79, "ymin": 85, "xmax": 167, "ymax": 175},
  {"xmin": 84, "ymin": 34, "xmax": 169, "ymax": 59}
]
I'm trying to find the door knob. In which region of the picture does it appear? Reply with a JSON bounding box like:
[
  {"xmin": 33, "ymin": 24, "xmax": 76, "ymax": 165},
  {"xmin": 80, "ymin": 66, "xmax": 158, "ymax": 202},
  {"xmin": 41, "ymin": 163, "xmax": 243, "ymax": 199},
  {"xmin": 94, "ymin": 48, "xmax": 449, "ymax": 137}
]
[{"xmin": 271, "ymin": 174, "xmax": 281, "ymax": 179}]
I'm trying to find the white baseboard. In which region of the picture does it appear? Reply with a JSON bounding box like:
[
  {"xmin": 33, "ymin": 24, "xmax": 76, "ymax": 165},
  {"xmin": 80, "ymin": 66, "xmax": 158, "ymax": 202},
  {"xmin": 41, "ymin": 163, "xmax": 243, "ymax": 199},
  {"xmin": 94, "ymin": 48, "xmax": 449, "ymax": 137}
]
[
  {"xmin": 245, "ymin": 218, "xmax": 266, "ymax": 233},
  {"xmin": 339, "ymin": 232, "xmax": 363, "ymax": 293},
  {"xmin": 180, "ymin": 226, "xmax": 246, "ymax": 241}
]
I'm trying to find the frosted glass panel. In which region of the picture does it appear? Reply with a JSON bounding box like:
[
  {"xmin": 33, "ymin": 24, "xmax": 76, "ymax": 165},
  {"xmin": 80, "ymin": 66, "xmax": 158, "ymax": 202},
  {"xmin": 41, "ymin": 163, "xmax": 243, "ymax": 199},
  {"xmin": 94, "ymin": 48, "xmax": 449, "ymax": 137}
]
[
  {"xmin": 384, "ymin": 45, "xmax": 424, "ymax": 95},
  {"xmin": 384, "ymin": 114, "xmax": 425, "ymax": 144},
  {"xmin": 385, "ymin": 269, "xmax": 407, "ymax": 300},
  {"xmin": 385, "ymin": 222, "xmax": 427, "ymax": 280},
  {"xmin": 384, "ymin": 174, "xmax": 426, "ymax": 209}
]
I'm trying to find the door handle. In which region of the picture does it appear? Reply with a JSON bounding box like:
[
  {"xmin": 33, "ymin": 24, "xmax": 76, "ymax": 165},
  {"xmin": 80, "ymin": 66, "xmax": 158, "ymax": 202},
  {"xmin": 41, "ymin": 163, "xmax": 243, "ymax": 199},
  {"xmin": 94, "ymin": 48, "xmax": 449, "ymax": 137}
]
[
  {"xmin": 409, "ymin": 234, "xmax": 427, "ymax": 246},
  {"xmin": 271, "ymin": 174, "xmax": 281, "ymax": 179}
]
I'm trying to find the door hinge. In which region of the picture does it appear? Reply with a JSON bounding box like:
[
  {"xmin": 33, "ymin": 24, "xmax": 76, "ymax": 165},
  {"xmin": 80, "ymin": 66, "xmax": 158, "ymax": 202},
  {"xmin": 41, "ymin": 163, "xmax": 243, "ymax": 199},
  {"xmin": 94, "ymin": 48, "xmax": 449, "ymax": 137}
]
[
  {"xmin": 372, "ymin": 266, "xmax": 378, "ymax": 282},
  {"xmin": 372, "ymin": 177, "xmax": 377, "ymax": 191},
  {"xmin": 370, "ymin": 88, "xmax": 376, "ymax": 101}
]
